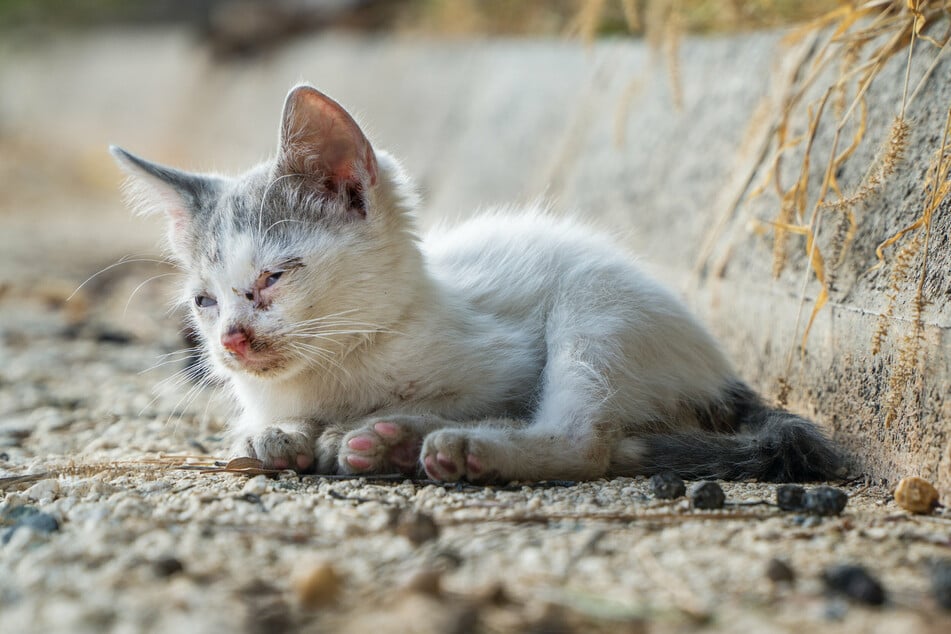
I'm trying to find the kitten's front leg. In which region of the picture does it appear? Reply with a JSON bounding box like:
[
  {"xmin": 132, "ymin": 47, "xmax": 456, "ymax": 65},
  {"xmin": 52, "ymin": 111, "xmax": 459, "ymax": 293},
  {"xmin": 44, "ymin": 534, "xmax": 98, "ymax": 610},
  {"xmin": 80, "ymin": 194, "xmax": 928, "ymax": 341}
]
[
  {"xmin": 232, "ymin": 418, "xmax": 318, "ymax": 471},
  {"xmin": 337, "ymin": 415, "xmax": 453, "ymax": 475}
]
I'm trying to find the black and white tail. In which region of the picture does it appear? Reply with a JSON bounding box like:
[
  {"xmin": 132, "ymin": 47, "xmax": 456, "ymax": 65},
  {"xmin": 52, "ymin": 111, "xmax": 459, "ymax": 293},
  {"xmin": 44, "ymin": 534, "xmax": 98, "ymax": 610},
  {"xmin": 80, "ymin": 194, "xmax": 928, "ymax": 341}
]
[{"xmin": 613, "ymin": 383, "xmax": 843, "ymax": 482}]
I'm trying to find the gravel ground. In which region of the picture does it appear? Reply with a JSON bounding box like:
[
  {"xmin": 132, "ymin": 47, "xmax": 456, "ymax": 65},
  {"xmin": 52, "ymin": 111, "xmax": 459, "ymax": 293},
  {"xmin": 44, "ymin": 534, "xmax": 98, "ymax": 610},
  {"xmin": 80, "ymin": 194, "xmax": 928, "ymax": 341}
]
[{"xmin": 2, "ymin": 267, "xmax": 951, "ymax": 634}]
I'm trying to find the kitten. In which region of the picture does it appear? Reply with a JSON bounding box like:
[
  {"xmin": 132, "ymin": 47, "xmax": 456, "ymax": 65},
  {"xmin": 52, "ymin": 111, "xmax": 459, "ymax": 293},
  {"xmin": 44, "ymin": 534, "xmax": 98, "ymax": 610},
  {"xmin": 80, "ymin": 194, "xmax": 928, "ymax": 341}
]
[{"xmin": 111, "ymin": 84, "xmax": 841, "ymax": 483}]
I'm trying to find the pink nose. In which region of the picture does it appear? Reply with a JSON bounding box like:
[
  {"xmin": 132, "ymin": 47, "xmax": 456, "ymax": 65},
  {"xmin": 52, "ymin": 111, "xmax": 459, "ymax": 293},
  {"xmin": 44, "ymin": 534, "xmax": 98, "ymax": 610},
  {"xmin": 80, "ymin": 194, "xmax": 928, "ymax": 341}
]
[{"xmin": 221, "ymin": 327, "xmax": 252, "ymax": 358}]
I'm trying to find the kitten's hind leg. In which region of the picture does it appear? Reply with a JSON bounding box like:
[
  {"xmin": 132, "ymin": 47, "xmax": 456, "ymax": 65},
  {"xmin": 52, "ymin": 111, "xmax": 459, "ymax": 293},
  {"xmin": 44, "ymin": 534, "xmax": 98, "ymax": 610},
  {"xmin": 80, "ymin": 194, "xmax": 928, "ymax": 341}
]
[{"xmin": 423, "ymin": 339, "xmax": 620, "ymax": 483}]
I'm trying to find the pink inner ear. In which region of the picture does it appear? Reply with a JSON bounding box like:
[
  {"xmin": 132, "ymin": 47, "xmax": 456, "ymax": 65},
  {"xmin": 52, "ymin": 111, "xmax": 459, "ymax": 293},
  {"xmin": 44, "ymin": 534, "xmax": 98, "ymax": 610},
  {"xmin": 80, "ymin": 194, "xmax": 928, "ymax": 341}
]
[{"xmin": 280, "ymin": 86, "xmax": 378, "ymax": 188}]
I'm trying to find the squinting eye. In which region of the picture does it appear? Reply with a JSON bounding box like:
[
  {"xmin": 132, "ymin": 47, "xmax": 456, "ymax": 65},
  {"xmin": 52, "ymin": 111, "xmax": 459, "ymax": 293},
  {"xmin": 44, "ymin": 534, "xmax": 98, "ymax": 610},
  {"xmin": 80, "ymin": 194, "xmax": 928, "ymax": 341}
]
[
  {"xmin": 195, "ymin": 295, "xmax": 217, "ymax": 308},
  {"xmin": 264, "ymin": 272, "xmax": 283, "ymax": 287}
]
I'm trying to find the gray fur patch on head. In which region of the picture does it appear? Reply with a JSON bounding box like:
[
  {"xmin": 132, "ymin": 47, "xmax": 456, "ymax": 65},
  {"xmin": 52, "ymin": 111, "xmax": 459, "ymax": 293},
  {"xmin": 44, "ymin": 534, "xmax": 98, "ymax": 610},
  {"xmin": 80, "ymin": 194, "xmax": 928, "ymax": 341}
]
[{"xmin": 109, "ymin": 145, "xmax": 225, "ymax": 263}]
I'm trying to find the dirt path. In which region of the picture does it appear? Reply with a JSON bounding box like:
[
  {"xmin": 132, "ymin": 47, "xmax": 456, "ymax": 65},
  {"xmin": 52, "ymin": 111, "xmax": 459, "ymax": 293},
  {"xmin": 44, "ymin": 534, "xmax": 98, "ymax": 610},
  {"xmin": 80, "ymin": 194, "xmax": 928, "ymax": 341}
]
[{"xmin": 1, "ymin": 273, "xmax": 950, "ymax": 633}]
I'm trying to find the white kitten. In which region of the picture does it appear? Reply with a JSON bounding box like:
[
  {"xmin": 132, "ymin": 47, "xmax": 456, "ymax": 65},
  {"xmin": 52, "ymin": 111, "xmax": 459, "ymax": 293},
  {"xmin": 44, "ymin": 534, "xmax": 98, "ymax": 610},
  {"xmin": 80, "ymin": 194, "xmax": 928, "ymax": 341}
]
[{"xmin": 111, "ymin": 84, "xmax": 840, "ymax": 482}]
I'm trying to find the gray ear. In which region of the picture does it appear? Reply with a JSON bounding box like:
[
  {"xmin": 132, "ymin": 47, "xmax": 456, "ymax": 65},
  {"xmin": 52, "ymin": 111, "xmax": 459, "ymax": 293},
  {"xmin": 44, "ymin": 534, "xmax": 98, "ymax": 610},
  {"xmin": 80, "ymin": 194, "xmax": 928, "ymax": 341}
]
[{"xmin": 110, "ymin": 145, "xmax": 221, "ymax": 256}]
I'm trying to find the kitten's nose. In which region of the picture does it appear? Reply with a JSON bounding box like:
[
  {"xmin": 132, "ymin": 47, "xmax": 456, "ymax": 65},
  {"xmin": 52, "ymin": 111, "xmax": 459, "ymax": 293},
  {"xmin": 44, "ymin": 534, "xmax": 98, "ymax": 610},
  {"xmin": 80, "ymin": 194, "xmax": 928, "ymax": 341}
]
[{"xmin": 221, "ymin": 326, "xmax": 253, "ymax": 358}]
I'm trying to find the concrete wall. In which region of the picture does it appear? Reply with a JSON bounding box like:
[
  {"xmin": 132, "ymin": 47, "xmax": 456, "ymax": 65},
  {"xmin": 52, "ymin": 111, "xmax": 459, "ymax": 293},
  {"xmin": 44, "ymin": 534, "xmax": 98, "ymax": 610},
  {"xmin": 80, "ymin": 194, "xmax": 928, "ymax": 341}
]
[{"xmin": 1, "ymin": 27, "xmax": 947, "ymax": 491}]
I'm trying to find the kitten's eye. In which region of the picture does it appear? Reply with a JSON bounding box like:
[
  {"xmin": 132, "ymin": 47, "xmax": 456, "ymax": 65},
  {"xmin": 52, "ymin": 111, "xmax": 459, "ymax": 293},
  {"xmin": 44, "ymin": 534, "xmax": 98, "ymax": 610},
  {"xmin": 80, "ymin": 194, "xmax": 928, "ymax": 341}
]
[
  {"xmin": 195, "ymin": 295, "xmax": 217, "ymax": 308},
  {"xmin": 264, "ymin": 272, "xmax": 283, "ymax": 288}
]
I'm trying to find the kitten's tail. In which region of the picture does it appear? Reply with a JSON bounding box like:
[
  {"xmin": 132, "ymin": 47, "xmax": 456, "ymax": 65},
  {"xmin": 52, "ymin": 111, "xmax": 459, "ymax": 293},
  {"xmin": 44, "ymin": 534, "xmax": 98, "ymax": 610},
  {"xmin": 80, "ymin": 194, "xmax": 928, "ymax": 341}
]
[{"xmin": 612, "ymin": 383, "xmax": 844, "ymax": 482}]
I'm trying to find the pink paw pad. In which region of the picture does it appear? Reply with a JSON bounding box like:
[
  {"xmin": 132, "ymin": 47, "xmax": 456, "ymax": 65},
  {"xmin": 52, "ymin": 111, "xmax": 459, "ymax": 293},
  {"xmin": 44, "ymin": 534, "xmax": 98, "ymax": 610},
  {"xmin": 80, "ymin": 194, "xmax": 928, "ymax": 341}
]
[
  {"xmin": 296, "ymin": 454, "xmax": 313, "ymax": 471},
  {"xmin": 465, "ymin": 454, "xmax": 483, "ymax": 474},
  {"xmin": 435, "ymin": 452, "xmax": 457, "ymax": 474},
  {"xmin": 373, "ymin": 421, "xmax": 400, "ymax": 437},
  {"xmin": 347, "ymin": 455, "xmax": 372, "ymax": 470},
  {"xmin": 272, "ymin": 457, "xmax": 289, "ymax": 470},
  {"xmin": 347, "ymin": 435, "xmax": 375, "ymax": 452}
]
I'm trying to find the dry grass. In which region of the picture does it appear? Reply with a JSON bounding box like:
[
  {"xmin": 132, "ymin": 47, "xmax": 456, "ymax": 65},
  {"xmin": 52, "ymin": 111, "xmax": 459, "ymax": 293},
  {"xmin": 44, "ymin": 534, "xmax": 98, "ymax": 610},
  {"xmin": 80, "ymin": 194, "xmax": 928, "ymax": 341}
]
[
  {"xmin": 405, "ymin": 0, "xmax": 843, "ymax": 37},
  {"xmin": 719, "ymin": 0, "xmax": 951, "ymax": 411},
  {"xmin": 577, "ymin": 1, "xmax": 950, "ymax": 421}
]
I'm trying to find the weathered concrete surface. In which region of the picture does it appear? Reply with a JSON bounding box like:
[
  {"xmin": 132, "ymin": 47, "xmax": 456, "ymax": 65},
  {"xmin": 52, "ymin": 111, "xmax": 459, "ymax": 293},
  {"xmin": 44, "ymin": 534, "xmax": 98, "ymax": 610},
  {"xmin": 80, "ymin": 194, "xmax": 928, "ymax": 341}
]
[{"xmin": 0, "ymin": 27, "xmax": 948, "ymax": 491}]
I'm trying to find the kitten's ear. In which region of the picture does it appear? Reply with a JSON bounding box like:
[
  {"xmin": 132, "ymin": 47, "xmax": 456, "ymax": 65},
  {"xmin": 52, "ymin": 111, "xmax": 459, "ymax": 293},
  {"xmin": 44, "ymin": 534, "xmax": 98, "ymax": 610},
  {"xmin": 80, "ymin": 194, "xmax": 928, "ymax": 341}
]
[
  {"xmin": 110, "ymin": 145, "xmax": 219, "ymax": 257},
  {"xmin": 277, "ymin": 85, "xmax": 378, "ymax": 213}
]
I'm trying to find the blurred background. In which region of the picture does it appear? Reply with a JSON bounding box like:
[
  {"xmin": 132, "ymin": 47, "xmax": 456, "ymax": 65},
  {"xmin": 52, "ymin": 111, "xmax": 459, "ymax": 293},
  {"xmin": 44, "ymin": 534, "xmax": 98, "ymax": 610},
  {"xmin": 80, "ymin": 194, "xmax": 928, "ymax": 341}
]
[
  {"xmin": 2, "ymin": 0, "xmax": 950, "ymax": 489},
  {"xmin": 0, "ymin": 0, "xmax": 841, "ymax": 280}
]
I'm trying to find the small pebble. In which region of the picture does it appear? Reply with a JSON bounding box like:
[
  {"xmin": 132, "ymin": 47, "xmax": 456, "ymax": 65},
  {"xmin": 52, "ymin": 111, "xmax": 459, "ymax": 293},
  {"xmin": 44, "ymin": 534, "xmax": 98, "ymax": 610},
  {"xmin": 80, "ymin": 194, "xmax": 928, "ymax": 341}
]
[
  {"xmin": 2, "ymin": 505, "xmax": 42, "ymax": 524},
  {"xmin": 650, "ymin": 472, "xmax": 686, "ymax": 499},
  {"xmin": 930, "ymin": 560, "xmax": 951, "ymax": 610},
  {"xmin": 402, "ymin": 568, "xmax": 443, "ymax": 596},
  {"xmin": 293, "ymin": 561, "xmax": 342, "ymax": 608},
  {"xmin": 823, "ymin": 598, "xmax": 849, "ymax": 621},
  {"xmin": 152, "ymin": 556, "xmax": 184, "ymax": 577},
  {"xmin": 803, "ymin": 486, "xmax": 848, "ymax": 516},
  {"xmin": 765, "ymin": 558, "xmax": 796, "ymax": 584},
  {"xmin": 894, "ymin": 476, "xmax": 939, "ymax": 514},
  {"xmin": 24, "ymin": 479, "xmax": 60, "ymax": 502},
  {"xmin": 776, "ymin": 484, "xmax": 805, "ymax": 511},
  {"xmin": 822, "ymin": 564, "xmax": 886, "ymax": 605},
  {"xmin": 1, "ymin": 507, "xmax": 59, "ymax": 544},
  {"xmin": 396, "ymin": 511, "xmax": 439, "ymax": 545},
  {"xmin": 689, "ymin": 481, "xmax": 725, "ymax": 510},
  {"xmin": 20, "ymin": 511, "xmax": 59, "ymax": 533},
  {"xmin": 242, "ymin": 475, "xmax": 269, "ymax": 496}
]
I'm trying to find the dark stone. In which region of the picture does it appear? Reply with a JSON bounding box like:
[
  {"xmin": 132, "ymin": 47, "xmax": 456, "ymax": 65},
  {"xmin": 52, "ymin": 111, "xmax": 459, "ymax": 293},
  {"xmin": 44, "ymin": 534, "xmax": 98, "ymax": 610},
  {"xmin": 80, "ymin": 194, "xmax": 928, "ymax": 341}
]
[
  {"xmin": 776, "ymin": 484, "xmax": 806, "ymax": 511},
  {"xmin": 650, "ymin": 471, "xmax": 686, "ymax": 499},
  {"xmin": 822, "ymin": 564, "xmax": 886, "ymax": 606},
  {"xmin": 689, "ymin": 481, "xmax": 725, "ymax": 509},
  {"xmin": 20, "ymin": 511, "xmax": 59, "ymax": 533},
  {"xmin": 803, "ymin": 486, "xmax": 848, "ymax": 516},
  {"xmin": 2, "ymin": 505, "xmax": 41, "ymax": 523},
  {"xmin": 396, "ymin": 510, "xmax": 439, "ymax": 545},
  {"xmin": 0, "ymin": 507, "xmax": 59, "ymax": 544},
  {"xmin": 153, "ymin": 556, "xmax": 185, "ymax": 577},
  {"xmin": 765, "ymin": 558, "xmax": 796, "ymax": 584}
]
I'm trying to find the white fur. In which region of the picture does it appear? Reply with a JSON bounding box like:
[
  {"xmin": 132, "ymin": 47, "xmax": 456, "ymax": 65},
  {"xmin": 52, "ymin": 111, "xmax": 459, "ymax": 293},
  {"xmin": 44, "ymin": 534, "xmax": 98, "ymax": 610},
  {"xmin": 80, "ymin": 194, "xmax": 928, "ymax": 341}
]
[
  {"xmin": 221, "ymin": 157, "xmax": 737, "ymax": 480},
  {"xmin": 115, "ymin": 86, "xmax": 742, "ymax": 482}
]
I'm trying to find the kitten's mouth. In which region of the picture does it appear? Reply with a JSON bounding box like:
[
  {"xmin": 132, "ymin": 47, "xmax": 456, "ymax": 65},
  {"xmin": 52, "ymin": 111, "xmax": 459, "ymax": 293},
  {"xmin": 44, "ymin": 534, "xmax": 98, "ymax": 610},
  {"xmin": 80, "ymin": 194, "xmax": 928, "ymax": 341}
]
[
  {"xmin": 219, "ymin": 327, "xmax": 289, "ymax": 375},
  {"xmin": 220, "ymin": 343, "xmax": 288, "ymax": 375},
  {"xmin": 222, "ymin": 349, "xmax": 288, "ymax": 375}
]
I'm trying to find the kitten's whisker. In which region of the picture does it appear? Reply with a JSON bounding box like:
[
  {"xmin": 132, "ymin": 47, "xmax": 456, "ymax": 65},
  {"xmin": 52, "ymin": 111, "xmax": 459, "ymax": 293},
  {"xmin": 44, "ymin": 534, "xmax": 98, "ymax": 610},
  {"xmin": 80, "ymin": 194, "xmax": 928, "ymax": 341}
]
[
  {"xmin": 148, "ymin": 364, "xmax": 207, "ymax": 400},
  {"xmin": 263, "ymin": 218, "xmax": 307, "ymax": 238},
  {"xmin": 291, "ymin": 319, "xmax": 404, "ymax": 335},
  {"xmin": 67, "ymin": 255, "xmax": 174, "ymax": 302},
  {"xmin": 123, "ymin": 272, "xmax": 179, "ymax": 316},
  {"xmin": 165, "ymin": 372, "xmax": 215, "ymax": 427},
  {"xmin": 293, "ymin": 320, "xmax": 401, "ymax": 333},
  {"xmin": 289, "ymin": 341, "xmax": 353, "ymax": 382},
  {"xmin": 289, "ymin": 343, "xmax": 351, "ymax": 389},
  {"xmin": 139, "ymin": 356, "xmax": 200, "ymax": 374},
  {"xmin": 256, "ymin": 173, "xmax": 301, "ymax": 237},
  {"xmin": 295, "ymin": 329, "xmax": 389, "ymax": 339},
  {"xmin": 152, "ymin": 346, "xmax": 202, "ymax": 361},
  {"xmin": 138, "ymin": 348, "xmax": 202, "ymax": 376},
  {"xmin": 143, "ymin": 368, "xmax": 205, "ymax": 414},
  {"xmin": 286, "ymin": 309, "xmax": 364, "ymax": 327},
  {"xmin": 141, "ymin": 360, "xmax": 211, "ymax": 419}
]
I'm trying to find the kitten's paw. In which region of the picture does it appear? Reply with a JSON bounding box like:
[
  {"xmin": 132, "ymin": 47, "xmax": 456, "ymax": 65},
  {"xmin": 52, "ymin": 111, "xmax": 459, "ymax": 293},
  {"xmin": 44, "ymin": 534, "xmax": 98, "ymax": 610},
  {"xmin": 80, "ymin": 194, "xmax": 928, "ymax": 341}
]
[
  {"xmin": 236, "ymin": 426, "xmax": 314, "ymax": 471},
  {"xmin": 421, "ymin": 430, "xmax": 495, "ymax": 483},
  {"xmin": 338, "ymin": 418, "xmax": 423, "ymax": 475}
]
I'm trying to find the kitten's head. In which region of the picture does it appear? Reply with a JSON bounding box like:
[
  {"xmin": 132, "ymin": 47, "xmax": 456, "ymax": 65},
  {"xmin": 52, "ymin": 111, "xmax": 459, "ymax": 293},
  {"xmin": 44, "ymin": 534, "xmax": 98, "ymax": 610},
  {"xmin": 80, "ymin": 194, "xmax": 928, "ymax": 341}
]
[{"xmin": 111, "ymin": 85, "xmax": 420, "ymax": 382}]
